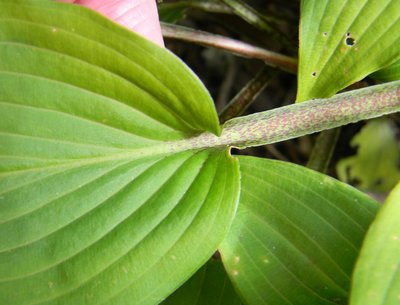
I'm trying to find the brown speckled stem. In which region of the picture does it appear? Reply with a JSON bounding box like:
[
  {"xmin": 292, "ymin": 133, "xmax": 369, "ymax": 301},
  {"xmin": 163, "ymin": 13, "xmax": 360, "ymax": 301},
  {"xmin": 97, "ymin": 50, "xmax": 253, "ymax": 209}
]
[{"xmin": 172, "ymin": 81, "xmax": 400, "ymax": 151}]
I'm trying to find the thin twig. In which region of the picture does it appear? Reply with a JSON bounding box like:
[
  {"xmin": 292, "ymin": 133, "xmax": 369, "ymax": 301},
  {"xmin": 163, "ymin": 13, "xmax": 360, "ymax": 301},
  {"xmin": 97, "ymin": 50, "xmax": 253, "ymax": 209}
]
[
  {"xmin": 158, "ymin": 1, "xmax": 233, "ymax": 17},
  {"xmin": 219, "ymin": 66, "xmax": 276, "ymax": 123},
  {"xmin": 307, "ymin": 128, "xmax": 341, "ymax": 173},
  {"xmin": 161, "ymin": 23, "xmax": 298, "ymax": 74},
  {"xmin": 183, "ymin": 1, "xmax": 233, "ymax": 14},
  {"xmin": 221, "ymin": 0, "xmax": 293, "ymax": 49},
  {"xmin": 216, "ymin": 55, "xmax": 237, "ymax": 112},
  {"xmin": 221, "ymin": 0, "xmax": 278, "ymax": 25},
  {"xmin": 265, "ymin": 145, "xmax": 289, "ymax": 161}
]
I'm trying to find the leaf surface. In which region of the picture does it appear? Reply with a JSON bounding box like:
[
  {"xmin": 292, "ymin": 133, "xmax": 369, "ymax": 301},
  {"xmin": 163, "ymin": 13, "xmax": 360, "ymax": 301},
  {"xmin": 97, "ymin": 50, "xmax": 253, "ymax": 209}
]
[
  {"xmin": 297, "ymin": 0, "xmax": 400, "ymax": 101},
  {"xmin": 0, "ymin": 1, "xmax": 240, "ymax": 305},
  {"xmin": 162, "ymin": 259, "xmax": 242, "ymax": 305},
  {"xmin": 350, "ymin": 182, "xmax": 400, "ymax": 305},
  {"xmin": 372, "ymin": 59, "xmax": 400, "ymax": 82},
  {"xmin": 158, "ymin": 3, "xmax": 188, "ymax": 23},
  {"xmin": 219, "ymin": 156, "xmax": 379, "ymax": 305}
]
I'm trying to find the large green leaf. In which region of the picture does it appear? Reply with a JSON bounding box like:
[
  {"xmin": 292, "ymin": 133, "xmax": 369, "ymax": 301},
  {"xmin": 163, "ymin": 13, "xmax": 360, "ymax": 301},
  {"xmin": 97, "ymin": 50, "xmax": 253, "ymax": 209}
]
[
  {"xmin": 350, "ymin": 182, "xmax": 400, "ymax": 305},
  {"xmin": 0, "ymin": 1, "xmax": 240, "ymax": 304},
  {"xmin": 337, "ymin": 118, "xmax": 400, "ymax": 193},
  {"xmin": 162, "ymin": 259, "xmax": 242, "ymax": 305},
  {"xmin": 219, "ymin": 156, "xmax": 379, "ymax": 305},
  {"xmin": 0, "ymin": 0, "xmax": 220, "ymax": 135},
  {"xmin": 297, "ymin": 0, "xmax": 400, "ymax": 101}
]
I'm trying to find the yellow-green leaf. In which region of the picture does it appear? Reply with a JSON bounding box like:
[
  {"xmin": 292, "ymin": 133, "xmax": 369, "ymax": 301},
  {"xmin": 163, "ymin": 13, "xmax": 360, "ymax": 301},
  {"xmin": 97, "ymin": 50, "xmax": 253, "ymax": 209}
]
[
  {"xmin": 297, "ymin": 0, "xmax": 400, "ymax": 101},
  {"xmin": 0, "ymin": 1, "xmax": 240, "ymax": 304},
  {"xmin": 350, "ymin": 182, "xmax": 400, "ymax": 305}
]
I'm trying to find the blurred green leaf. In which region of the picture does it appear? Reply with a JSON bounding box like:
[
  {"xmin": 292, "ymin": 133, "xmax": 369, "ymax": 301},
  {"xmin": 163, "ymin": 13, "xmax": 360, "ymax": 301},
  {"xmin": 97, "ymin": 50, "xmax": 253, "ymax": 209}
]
[
  {"xmin": 0, "ymin": 1, "xmax": 240, "ymax": 304},
  {"xmin": 371, "ymin": 59, "xmax": 400, "ymax": 82},
  {"xmin": 162, "ymin": 260, "xmax": 242, "ymax": 305},
  {"xmin": 350, "ymin": 182, "xmax": 400, "ymax": 305},
  {"xmin": 337, "ymin": 118, "xmax": 400, "ymax": 193},
  {"xmin": 158, "ymin": 3, "xmax": 187, "ymax": 23},
  {"xmin": 220, "ymin": 156, "xmax": 379, "ymax": 305},
  {"xmin": 297, "ymin": 0, "xmax": 400, "ymax": 101}
]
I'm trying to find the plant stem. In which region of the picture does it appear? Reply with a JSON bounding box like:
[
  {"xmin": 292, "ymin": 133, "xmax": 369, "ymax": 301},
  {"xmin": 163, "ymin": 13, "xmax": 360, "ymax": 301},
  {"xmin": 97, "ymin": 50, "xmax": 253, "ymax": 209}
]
[
  {"xmin": 221, "ymin": 0, "xmax": 277, "ymax": 25},
  {"xmin": 158, "ymin": 1, "xmax": 233, "ymax": 16},
  {"xmin": 161, "ymin": 23, "xmax": 298, "ymax": 74},
  {"xmin": 219, "ymin": 66, "xmax": 276, "ymax": 123},
  {"xmin": 173, "ymin": 81, "xmax": 400, "ymax": 151},
  {"xmin": 182, "ymin": 1, "xmax": 234, "ymax": 14},
  {"xmin": 216, "ymin": 54, "xmax": 237, "ymax": 111},
  {"xmin": 307, "ymin": 128, "xmax": 341, "ymax": 173},
  {"xmin": 220, "ymin": 0, "xmax": 293, "ymax": 49}
]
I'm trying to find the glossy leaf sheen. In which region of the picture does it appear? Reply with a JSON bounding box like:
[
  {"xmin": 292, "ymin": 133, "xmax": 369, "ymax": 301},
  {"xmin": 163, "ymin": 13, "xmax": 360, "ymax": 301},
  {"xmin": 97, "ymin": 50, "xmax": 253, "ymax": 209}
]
[
  {"xmin": 0, "ymin": 1, "xmax": 240, "ymax": 305},
  {"xmin": 220, "ymin": 156, "xmax": 379, "ymax": 305},
  {"xmin": 297, "ymin": 0, "xmax": 400, "ymax": 101},
  {"xmin": 162, "ymin": 260, "xmax": 242, "ymax": 305},
  {"xmin": 350, "ymin": 182, "xmax": 400, "ymax": 305}
]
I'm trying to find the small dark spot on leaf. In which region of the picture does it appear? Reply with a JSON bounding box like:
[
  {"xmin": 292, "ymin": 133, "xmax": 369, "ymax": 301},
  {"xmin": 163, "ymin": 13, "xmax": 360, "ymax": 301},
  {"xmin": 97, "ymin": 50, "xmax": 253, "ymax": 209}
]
[
  {"xmin": 346, "ymin": 32, "xmax": 351, "ymax": 37},
  {"xmin": 312, "ymin": 72, "xmax": 317, "ymax": 77},
  {"xmin": 345, "ymin": 37, "xmax": 355, "ymax": 46},
  {"xmin": 323, "ymin": 32, "xmax": 327, "ymax": 36}
]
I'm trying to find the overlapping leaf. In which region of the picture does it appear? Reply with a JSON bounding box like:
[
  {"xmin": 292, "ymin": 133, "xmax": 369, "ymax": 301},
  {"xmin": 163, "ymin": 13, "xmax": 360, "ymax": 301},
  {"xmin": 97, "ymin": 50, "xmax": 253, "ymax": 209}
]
[
  {"xmin": 0, "ymin": 1, "xmax": 240, "ymax": 304},
  {"xmin": 372, "ymin": 59, "xmax": 400, "ymax": 82},
  {"xmin": 297, "ymin": 0, "xmax": 400, "ymax": 101},
  {"xmin": 162, "ymin": 259, "xmax": 242, "ymax": 305},
  {"xmin": 220, "ymin": 156, "xmax": 379, "ymax": 305},
  {"xmin": 350, "ymin": 182, "xmax": 400, "ymax": 305}
]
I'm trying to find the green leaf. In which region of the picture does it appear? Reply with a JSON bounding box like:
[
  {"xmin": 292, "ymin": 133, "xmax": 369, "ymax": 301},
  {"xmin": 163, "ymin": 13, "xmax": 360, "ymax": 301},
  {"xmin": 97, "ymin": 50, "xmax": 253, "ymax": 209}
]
[
  {"xmin": 219, "ymin": 156, "xmax": 379, "ymax": 305},
  {"xmin": 372, "ymin": 59, "xmax": 400, "ymax": 82},
  {"xmin": 0, "ymin": 0, "xmax": 220, "ymax": 135},
  {"xmin": 162, "ymin": 259, "xmax": 242, "ymax": 305},
  {"xmin": 297, "ymin": 0, "xmax": 400, "ymax": 101},
  {"xmin": 337, "ymin": 118, "xmax": 400, "ymax": 193},
  {"xmin": 158, "ymin": 3, "xmax": 188, "ymax": 23},
  {"xmin": 0, "ymin": 1, "xmax": 240, "ymax": 305},
  {"xmin": 350, "ymin": 182, "xmax": 400, "ymax": 305}
]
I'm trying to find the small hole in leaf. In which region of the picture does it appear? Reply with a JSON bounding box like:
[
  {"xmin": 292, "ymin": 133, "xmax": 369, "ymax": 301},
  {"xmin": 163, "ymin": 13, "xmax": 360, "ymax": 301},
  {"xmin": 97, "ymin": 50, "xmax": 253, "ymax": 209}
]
[
  {"xmin": 312, "ymin": 72, "xmax": 317, "ymax": 77},
  {"xmin": 345, "ymin": 37, "xmax": 355, "ymax": 46}
]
